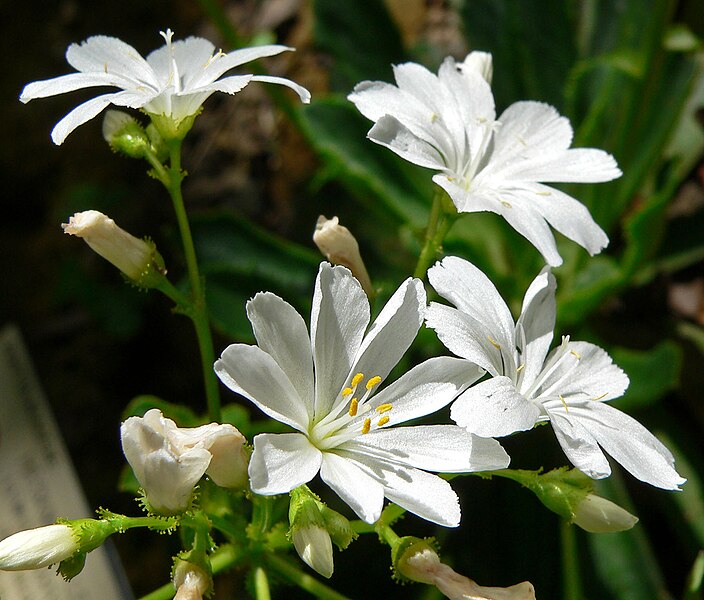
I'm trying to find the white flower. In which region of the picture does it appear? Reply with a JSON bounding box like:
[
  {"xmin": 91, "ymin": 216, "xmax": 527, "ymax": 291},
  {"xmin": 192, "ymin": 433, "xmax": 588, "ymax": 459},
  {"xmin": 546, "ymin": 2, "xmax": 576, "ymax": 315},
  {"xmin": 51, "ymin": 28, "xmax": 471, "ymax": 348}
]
[
  {"xmin": 20, "ymin": 29, "xmax": 311, "ymax": 144},
  {"xmin": 425, "ymin": 256, "xmax": 686, "ymax": 490},
  {"xmin": 348, "ymin": 52, "xmax": 621, "ymax": 267},
  {"xmin": 0, "ymin": 524, "xmax": 78, "ymax": 571},
  {"xmin": 120, "ymin": 409, "xmax": 248, "ymax": 514},
  {"xmin": 215, "ymin": 262, "xmax": 509, "ymax": 526}
]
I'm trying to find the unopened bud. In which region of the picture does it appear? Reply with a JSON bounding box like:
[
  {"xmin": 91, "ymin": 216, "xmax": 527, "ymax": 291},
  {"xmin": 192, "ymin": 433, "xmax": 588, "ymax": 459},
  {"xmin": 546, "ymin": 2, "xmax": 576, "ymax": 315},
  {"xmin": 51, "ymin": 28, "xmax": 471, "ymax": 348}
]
[
  {"xmin": 0, "ymin": 524, "xmax": 78, "ymax": 571},
  {"xmin": 173, "ymin": 560, "xmax": 211, "ymax": 600},
  {"xmin": 102, "ymin": 110, "xmax": 151, "ymax": 158},
  {"xmin": 398, "ymin": 541, "xmax": 535, "ymax": 600},
  {"xmin": 461, "ymin": 51, "xmax": 493, "ymax": 84},
  {"xmin": 289, "ymin": 485, "xmax": 342, "ymax": 578},
  {"xmin": 314, "ymin": 215, "xmax": 372, "ymax": 296},
  {"xmin": 573, "ymin": 493, "xmax": 638, "ymax": 533},
  {"xmin": 62, "ymin": 210, "xmax": 166, "ymax": 287}
]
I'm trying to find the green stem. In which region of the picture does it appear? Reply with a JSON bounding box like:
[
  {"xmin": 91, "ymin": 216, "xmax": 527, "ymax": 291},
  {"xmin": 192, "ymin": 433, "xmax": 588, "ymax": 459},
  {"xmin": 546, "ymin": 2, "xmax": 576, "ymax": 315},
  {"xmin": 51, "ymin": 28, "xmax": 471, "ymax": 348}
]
[
  {"xmin": 254, "ymin": 565, "xmax": 272, "ymax": 600},
  {"xmin": 560, "ymin": 519, "xmax": 583, "ymax": 600},
  {"xmin": 266, "ymin": 554, "xmax": 353, "ymax": 600},
  {"xmin": 163, "ymin": 141, "xmax": 221, "ymax": 422},
  {"xmin": 413, "ymin": 188, "xmax": 456, "ymax": 280}
]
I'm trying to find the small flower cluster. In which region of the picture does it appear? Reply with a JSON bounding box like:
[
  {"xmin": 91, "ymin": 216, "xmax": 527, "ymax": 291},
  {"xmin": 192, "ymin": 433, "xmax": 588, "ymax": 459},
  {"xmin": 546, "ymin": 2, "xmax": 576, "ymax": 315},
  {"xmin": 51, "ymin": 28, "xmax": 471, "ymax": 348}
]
[{"xmin": 8, "ymin": 25, "xmax": 687, "ymax": 600}]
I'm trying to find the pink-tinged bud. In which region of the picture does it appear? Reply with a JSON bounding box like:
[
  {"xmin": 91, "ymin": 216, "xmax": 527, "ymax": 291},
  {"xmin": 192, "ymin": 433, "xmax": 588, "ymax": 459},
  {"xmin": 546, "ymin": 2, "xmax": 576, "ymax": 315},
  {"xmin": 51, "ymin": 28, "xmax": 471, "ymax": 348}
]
[
  {"xmin": 0, "ymin": 524, "xmax": 78, "ymax": 571},
  {"xmin": 399, "ymin": 545, "xmax": 535, "ymax": 600},
  {"xmin": 173, "ymin": 561, "xmax": 210, "ymax": 600},
  {"xmin": 62, "ymin": 210, "xmax": 165, "ymax": 285},
  {"xmin": 313, "ymin": 215, "xmax": 372, "ymax": 295}
]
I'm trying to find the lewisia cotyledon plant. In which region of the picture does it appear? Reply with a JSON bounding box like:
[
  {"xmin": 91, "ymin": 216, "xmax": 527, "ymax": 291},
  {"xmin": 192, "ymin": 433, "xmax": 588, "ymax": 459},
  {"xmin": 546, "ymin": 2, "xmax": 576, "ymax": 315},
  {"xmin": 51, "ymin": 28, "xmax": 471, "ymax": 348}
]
[
  {"xmin": 20, "ymin": 29, "xmax": 310, "ymax": 144},
  {"xmin": 215, "ymin": 263, "xmax": 510, "ymax": 526},
  {"xmin": 425, "ymin": 256, "xmax": 685, "ymax": 490},
  {"xmin": 348, "ymin": 52, "xmax": 621, "ymax": 267}
]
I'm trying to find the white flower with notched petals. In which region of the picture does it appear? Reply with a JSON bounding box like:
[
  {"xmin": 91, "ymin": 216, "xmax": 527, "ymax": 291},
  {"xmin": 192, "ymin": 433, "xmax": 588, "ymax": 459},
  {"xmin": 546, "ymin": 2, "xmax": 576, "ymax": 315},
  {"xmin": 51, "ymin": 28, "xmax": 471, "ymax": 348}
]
[
  {"xmin": 348, "ymin": 52, "xmax": 621, "ymax": 267},
  {"xmin": 20, "ymin": 29, "xmax": 310, "ymax": 144},
  {"xmin": 215, "ymin": 262, "xmax": 509, "ymax": 527},
  {"xmin": 121, "ymin": 409, "xmax": 248, "ymax": 514},
  {"xmin": 425, "ymin": 256, "xmax": 685, "ymax": 490}
]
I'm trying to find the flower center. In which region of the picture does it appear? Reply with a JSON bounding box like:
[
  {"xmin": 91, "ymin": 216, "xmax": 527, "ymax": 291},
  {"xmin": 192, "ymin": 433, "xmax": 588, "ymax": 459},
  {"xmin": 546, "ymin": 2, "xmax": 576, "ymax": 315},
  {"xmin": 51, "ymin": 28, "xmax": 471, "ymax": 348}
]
[
  {"xmin": 522, "ymin": 336, "xmax": 580, "ymax": 404},
  {"xmin": 310, "ymin": 372, "xmax": 387, "ymax": 450}
]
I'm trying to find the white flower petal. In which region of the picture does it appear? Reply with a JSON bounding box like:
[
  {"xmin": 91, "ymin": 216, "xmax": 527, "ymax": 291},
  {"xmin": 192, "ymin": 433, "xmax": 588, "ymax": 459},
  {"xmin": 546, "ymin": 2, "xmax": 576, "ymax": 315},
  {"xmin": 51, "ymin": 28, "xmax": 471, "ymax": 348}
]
[
  {"xmin": 250, "ymin": 75, "xmax": 311, "ymax": 103},
  {"xmin": 247, "ymin": 292, "xmax": 314, "ymax": 419},
  {"xmin": 215, "ymin": 343, "xmax": 309, "ymax": 432},
  {"xmin": 350, "ymin": 277, "xmax": 425, "ymax": 387},
  {"xmin": 537, "ymin": 341, "xmax": 629, "ymax": 402},
  {"xmin": 349, "ymin": 453, "xmax": 462, "ymax": 527},
  {"xmin": 310, "ymin": 263, "xmax": 370, "ymax": 416},
  {"xmin": 367, "ymin": 115, "xmax": 447, "ymax": 170},
  {"xmin": 20, "ymin": 72, "xmax": 139, "ymax": 102},
  {"xmin": 66, "ymin": 35, "xmax": 156, "ymax": 86},
  {"xmin": 515, "ymin": 268, "xmax": 556, "ymax": 390},
  {"xmin": 552, "ymin": 402, "xmax": 686, "ymax": 490},
  {"xmin": 547, "ymin": 408, "xmax": 612, "ymax": 479},
  {"xmin": 425, "ymin": 303, "xmax": 504, "ymax": 375},
  {"xmin": 523, "ymin": 183, "xmax": 609, "ymax": 256},
  {"xmin": 428, "ymin": 256, "xmax": 515, "ymax": 350},
  {"xmin": 320, "ymin": 452, "xmax": 385, "ymax": 523},
  {"xmin": 249, "ymin": 433, "xmax": 322, "ymax": 494},
  {"xmin": 349, "ymin": 424, "xmax": 509, "ymax": 472},
  {"xmin": 437, "ymin": 177, "xmax": 564, "ymax": 266},
  {"xmin": 451, "ymin": 376, "xmax": 541, "ymax": 438},
  {"xmin": 198, "ymin": 45, "xmax": 293, "ymax": 84},
  {"xmin": 50, "ymin": 92, "xmax": 124, "ymax": 145},
  {"xmin": 365, "ymin": 356, "xmax": 483, "ymax": 425}
]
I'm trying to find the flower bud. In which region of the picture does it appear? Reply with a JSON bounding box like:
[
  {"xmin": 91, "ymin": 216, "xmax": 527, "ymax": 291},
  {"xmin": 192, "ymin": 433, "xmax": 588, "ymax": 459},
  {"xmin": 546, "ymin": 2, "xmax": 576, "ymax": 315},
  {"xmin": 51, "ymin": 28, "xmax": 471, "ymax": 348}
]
[
  {"xmin": 0, "ymin": 524, "xmax": 78, "ymax": 571},
  {"xmin": 289, "ymin": 486, "xmax": 336, "ymax": 578},
  {"xmin": 62, "ymin": 211, "xmax": 166, "ymax": 287},
  {"xmin": 573, "ymin": 493, "xmax": 638, "ymax": 533},
  {"xmin": 397, "ymin": 541, "xmax": 535, "ymax": 600},
  {"xmin": 102, "ymin": 110, "xmax": 151, "ymax": 158},
  {"xmin": 121, "ymin": 409, "xmax": 248, "ymax": 514},
  {"xmin": 173, "ymin": 560, "xmax": 211, "ymax": 600},
  {"xmin": 313, "ymin": 215, "xmax": 372, "ymax": 296},
  {"xmin": 461, "ymin": 51, "xmax": 493, "ymax": 84}
]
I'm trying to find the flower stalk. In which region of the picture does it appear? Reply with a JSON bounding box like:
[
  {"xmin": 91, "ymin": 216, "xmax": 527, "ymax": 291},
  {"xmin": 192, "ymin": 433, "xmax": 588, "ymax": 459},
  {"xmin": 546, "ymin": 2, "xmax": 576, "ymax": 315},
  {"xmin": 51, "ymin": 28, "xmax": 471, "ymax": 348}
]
[{"xmin": 414, "ymin": 188, "xmax": 457, "ymax": 280}]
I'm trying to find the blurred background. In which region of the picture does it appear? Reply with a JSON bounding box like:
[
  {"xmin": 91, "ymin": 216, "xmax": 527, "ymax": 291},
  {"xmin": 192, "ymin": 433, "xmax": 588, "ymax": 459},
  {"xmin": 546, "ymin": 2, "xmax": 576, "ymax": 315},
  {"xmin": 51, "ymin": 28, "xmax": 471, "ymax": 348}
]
[{"xmin": 2, "ymin": 0, "xmax": 704, "ymax": 598}]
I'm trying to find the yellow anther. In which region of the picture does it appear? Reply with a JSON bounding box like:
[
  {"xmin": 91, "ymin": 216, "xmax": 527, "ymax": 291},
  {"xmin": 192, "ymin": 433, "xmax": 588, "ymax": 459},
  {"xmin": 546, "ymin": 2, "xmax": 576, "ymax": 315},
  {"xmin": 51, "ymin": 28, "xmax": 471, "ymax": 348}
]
[
  {"xmin": 366, "ymin": 376, "xmax": 382, "ymax": 390},
  {"xmin": 376, "ymin": 403, "xmax": 393, "ymax": 414},
  {"xmin": 559, "ymin": 395, "xmax": 569, "ymax": 412},
  {"xmin": 348, "ymin": 398, "xmax": 359, "ymax": 417},
  {"xmin": 351, "ymin": 373, "xmax": 364, "ymax": 387},
  {"xmin": 593, "ymin": 393, "xmax": 608, "ymax": 401},
  {"xmin": 361, "ymin": 418, "xmax": 371, "ymax": 434},
  {"xmin": 500, "ymin": 200, "xmax": 513, "ymax": 208},
  {"xmin": 570, "ymin": 350, "xmax": 582, "ymax": 360},
  {"xmin": 342, "ymin": 387, "xmax": 353, "ymax": 397},
  {"xmin": 377, "ymin": 415, "xmax": 390, "ymax": 427},
  {"xmin": 487, "ymin": 336, "xmax": 502, "ymax": 350},
  {"xmin": 516, "ymin": 364, "xmax": 525, "ymax": 372},
  {"xmin": 430, "ymin": 112, "xmax": 439, "ymax": 123},
  {"xmin": 536, "ymin": 191, "xmax": 551, "ymax": 196}
]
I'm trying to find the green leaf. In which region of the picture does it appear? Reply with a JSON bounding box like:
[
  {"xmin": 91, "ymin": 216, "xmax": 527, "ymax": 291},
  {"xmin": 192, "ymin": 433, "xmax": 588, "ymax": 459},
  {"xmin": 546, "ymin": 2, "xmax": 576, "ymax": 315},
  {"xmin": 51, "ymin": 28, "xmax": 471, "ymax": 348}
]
[
  {"xmin": 313, "ymin": 0, "xmax": 404, "ymax": 91},
  {"xmin": 588, "ymin": 475, "xmax": 670, "ymax": 600},
  {"xmin": 299, "ymin": 98, "xmax": 432, "ymax": 228},
  {"xmin": 190, "ymin": 211, "xmax": 320, "ymax": 339},
  {"xmin": 459, "ymin": 0, "xmax": 577, "ymax": 109},
  {"xmin": 610, "ymin": 341, "xmax": 682, "ymax": 411}
]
